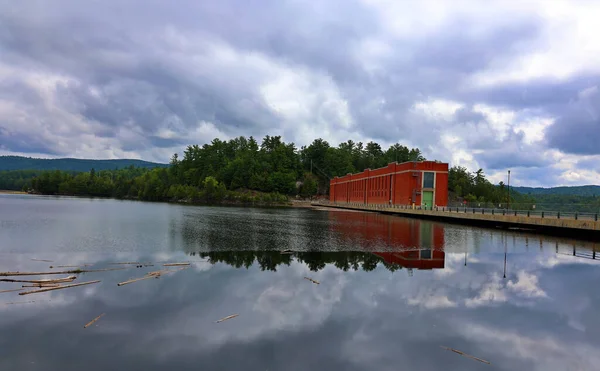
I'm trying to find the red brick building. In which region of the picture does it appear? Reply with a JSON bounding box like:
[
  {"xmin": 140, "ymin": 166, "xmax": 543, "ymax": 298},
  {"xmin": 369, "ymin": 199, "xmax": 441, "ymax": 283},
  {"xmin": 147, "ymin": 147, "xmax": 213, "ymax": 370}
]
[{"xmin": 329, "ymin": 161, "xmax": 449, "ymax": 207}]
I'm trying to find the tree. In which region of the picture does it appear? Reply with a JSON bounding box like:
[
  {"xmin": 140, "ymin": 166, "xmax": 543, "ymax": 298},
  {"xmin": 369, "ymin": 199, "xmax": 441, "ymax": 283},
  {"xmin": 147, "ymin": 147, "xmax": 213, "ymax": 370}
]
[
  {"xmin": 26, "ymin": 135, "xmax": 433, "ymax": 202},
  {"xmin": 300, "ymin": 174, "xmax": 318, "ymax": 198},
  {"xmin": 202, "ymin": 176, "xmax": 226, "ymax": 202}
]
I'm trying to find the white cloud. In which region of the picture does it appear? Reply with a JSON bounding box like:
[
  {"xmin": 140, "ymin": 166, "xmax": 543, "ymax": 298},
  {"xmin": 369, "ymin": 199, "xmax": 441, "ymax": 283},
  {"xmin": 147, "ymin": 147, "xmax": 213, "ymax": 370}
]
[
  {"xmin": 460, "ymin": 323, "xmax": 600, "ymax": 371},
  {"xmin": 507, "ymin": 270, "xmax": 548, "ymax": 298},
  {"xmin": 413, "ymin": 99, "xmax": 464, "ymax": 120},
  {"xmin": 408, "ymin": 294, "xmax": 457, "ymax": 309},
  {"xmin": 465, "ymin": 274, "xmax": 508, "ymax": 308},
  {"xmin": 514, "ymin": 117, "xmax": 553, "ymax": 144}
]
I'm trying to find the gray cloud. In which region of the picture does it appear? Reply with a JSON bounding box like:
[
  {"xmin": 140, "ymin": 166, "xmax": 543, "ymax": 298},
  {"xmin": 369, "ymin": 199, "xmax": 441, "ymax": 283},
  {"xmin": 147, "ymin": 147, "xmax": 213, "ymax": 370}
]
[
  {"xmin": 0, "ymin": 1, "xmax": 599, "ymax": 184},
  {"xmin": 576, "ymin": 158, "xmax": 600, "ymax": 174},
  {"xmin": 476, "ymin": 132, "xmax": 552, "ymax": 170},
  {"xmin": 545, "ymin": 86, "xmax": 600, "ymax": 155}
]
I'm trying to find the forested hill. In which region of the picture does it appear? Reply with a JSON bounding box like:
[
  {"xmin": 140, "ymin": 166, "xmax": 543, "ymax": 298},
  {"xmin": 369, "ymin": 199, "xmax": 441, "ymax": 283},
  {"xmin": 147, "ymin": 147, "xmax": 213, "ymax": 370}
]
[
  {"xmin": 0, "ymin": 156, "xmax": 168, "ymax": 172},
  {"xmin": 513, "ymin": 185, "xmax": 600, "ymax": 197},
  {"xmin": 6, "ymin": 135, "xmax": 529, "ymax": 210}
]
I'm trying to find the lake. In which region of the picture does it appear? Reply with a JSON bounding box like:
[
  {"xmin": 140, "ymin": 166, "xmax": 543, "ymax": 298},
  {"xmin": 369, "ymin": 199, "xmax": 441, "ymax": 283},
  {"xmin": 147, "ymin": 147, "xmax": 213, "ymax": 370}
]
[{"xmin": 1, "ymin": 194, "xmax": 599, "ymax": 370}]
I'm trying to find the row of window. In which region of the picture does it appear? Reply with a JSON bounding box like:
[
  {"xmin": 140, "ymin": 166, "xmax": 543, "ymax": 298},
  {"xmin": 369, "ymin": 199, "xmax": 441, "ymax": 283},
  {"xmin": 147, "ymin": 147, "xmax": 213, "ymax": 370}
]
[
  {"xmin": 335, "ymin": 172, "xmax": 435, "ymax": 198},
  {"xmin": 342, "ymin": 172, "xmax": 435, "ymax": 191}
]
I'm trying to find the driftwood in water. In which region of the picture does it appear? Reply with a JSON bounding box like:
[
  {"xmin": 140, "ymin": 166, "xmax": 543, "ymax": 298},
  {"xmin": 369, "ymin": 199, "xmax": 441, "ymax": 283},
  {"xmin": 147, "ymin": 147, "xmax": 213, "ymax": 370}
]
[
  {"xmin": 84, "ymin": 313, "xmax": 105, "ymax": 328},
  {"xmin": 22, "ymin": 283, "xmax": 60, "ymax": 288},
  {"xmin": 440, "ymin": 346, "xmax": 490, "ymax": 364},
  {"xmin": 304, "ymin": 277, "xmax": 320, "ymax": 285},
  {"xmin": 0, "ymin": 268, "xmax": 125, "ymax": 277},
  {"xmin": 215, "ymin": 314, "xmax": 239, "ymax": 323},
  {"xmin": 110, "ymin": 262, "xmax": 154, "ymax": 268},
  {"xmin": 50, "ymin": 265, "xmax": 92, "ymax": 268},
  {"xmin": 163, "ymin": 263, "xmax": 190, "ymax": 267},
  {"xmin": 147, "ymin": 269, "xmax": 172, "ymax": 276},
  {"xmin": 19, "ymin": 280, "xmax": 101, "ymax": 296},
  {"xmin": 2, "ymin": 300, "xmax": 38, "ymax": 305},
  {"xmin": 0, "ymin": 275, "xmax": 77, "ymax": 284},
  {"xmin": 117, "ymin": 275, "xmax": 157, "ymax": 286},
  {"xmin": 30, "ymin": 259, "xmax": 53, "ymax": 262},
  {"xmin": 0, "ymin": 288, "xmax": 24, "ymax": 294},
  {"xmin": 117, "ymin": 267, "xmax": 185, "ymax": 287}
]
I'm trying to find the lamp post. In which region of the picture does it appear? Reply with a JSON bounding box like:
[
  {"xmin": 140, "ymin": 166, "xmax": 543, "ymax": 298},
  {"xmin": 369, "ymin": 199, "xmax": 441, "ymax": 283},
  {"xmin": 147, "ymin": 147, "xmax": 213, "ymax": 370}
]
[
  {"xmin": 503, "ymin": 247, "xmax": 507, "ymax": 278},
  {"xmin": 507, "ymin": 170, "xmax": 511, "ymax": 210},
  {"xmin": 503, "ymin": 235, "xmax": 508, "ymax": 279}
]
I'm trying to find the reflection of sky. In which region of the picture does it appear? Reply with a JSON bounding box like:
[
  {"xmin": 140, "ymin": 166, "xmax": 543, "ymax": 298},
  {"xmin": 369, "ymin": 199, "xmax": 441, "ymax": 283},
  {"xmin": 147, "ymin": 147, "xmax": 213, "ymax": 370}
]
[{"xmin": 1, "ymin": 195, "xmax": 600, "ymax": 370}]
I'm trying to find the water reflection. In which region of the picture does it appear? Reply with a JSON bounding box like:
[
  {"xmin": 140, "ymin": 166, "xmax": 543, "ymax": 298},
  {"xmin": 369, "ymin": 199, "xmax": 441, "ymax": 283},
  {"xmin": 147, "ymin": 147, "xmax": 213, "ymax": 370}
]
[
  {"xmin": 328, "ymin": 210, "xmax": 446, "ymax": 271},
  {"xmin": 2, "ymin": 197, "xmax": 600, "ymax": 371},
  {"xmin": 178, "ymin": 209, "xmax": 448, "ymax": 273}
]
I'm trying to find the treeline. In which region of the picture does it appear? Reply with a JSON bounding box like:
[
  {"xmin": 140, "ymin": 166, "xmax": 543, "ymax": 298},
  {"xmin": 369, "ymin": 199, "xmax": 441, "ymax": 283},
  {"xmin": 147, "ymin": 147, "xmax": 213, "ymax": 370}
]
[
  {"xmin": 173, "ymin": 136, "xmax": 425, "ymax": 194},
  {"xmin": 21, "ymin": 135, "xmax": 429, "ymax": 203},
  {"xmin": 447, "ymin": 167, "xmax": 600, "ymax": 212},
  {"xmin": 525, "ymin": 194, "xmax": 600, "ymax": 213},
  {"xmin": 0, "ymin": 170, "xmax": 59, "ymax": 191},
  {"xmin": 513, "ymin": 185, "xmax": 600, "ymax": 197},
  {"xmin": 448, "ymin": 166, "xmax": 536, "ymax": 208},
  {"xmin": 189, "ymin": 250, "xmax": 407, "ymax": 272},
  {"xmin": 0, "ymin": 155, "xmax": 167, "ymax": 171},
  {"xmin": 28, "ymin": 166, "xmax": 289, "ymax": 204},
  {"xmin": 5, "ymin": 135, "xmax": 583, "ymax": 210}
]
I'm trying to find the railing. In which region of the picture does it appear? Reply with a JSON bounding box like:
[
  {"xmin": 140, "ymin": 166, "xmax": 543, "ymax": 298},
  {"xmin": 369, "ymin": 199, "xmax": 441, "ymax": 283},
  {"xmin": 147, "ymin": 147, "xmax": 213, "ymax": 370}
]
[{"xmin": 314, "ymin": 200, "xmax": 599, "ymax": 222}]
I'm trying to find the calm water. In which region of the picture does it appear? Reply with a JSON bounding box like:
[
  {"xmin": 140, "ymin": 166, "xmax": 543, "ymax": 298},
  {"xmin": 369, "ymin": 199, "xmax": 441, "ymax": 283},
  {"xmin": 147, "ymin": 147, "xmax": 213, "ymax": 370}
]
[{"xmin": 1, "ymin": 194, "xmax": 600, "ymax": 371}]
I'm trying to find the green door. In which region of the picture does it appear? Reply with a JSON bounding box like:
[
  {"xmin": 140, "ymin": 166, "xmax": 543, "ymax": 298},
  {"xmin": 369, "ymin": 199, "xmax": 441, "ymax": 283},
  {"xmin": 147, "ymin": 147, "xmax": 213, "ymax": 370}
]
[{"xmin": 422, "ymin": 191, "xmax": 433, "ymax": 209}]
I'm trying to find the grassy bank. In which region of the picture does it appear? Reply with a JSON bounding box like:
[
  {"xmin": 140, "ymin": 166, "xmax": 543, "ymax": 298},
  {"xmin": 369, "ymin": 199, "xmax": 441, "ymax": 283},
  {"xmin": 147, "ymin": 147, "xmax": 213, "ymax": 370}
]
[{"xmin": 0, "ymin": 190, "xmax": 27, "ymax": 194}]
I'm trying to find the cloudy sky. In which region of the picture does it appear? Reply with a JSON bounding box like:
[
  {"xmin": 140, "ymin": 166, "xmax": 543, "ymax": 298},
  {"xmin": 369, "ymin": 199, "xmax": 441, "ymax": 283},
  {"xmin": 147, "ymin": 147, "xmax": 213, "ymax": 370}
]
[{"xmin": 1, "ymin": 0, "xmax": 599, "ymax": 186}]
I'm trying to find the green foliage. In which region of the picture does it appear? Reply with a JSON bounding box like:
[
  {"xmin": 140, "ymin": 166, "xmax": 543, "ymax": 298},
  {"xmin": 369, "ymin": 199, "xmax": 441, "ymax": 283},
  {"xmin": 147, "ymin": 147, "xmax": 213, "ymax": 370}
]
[
  {"xmin": 299, "ymin": 138, "xmax": 425, "ymax": 192},
  {"xmin": 300, "ymin": 173, "xmax": 318, "ymax": 198},
  {"xmin": 17, "ymin": 135, "xmax": 599, "ymax": 212},
  {"xmin": 524, "ymin": 194, "xmax": 600, "ymax": 213},
  {"xmin": 0, "ymin": 156, "xmax": 167, "ymax": 172},
  {"xmin": 0, "ymin": 170, "xmax": 60, "ymax": 191},
  {"xmin": 448, "ymin": 166, "xmax": 536, "ymax": 208},
  {"xmin": 21, "ymin": 135, "xmax": 595, "ymax": 212},
  {"xmin": 202, "ymin": 176, "xmax": 226, "ymax": 202},
  {"xmin": 513, "ymin": 185, "xmax": 600, "ymax": 197}
]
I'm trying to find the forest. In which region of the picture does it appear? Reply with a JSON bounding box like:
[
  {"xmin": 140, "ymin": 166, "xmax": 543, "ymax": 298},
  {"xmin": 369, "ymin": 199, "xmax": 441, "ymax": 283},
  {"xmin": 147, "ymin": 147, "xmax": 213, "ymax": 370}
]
[
  {"xmin": 513, "ymin": 185, "xmax": 600, "ymax": 197},
  {"xmin": 0, "ymin": 135, "xmax": 590, "ymax": 211}
]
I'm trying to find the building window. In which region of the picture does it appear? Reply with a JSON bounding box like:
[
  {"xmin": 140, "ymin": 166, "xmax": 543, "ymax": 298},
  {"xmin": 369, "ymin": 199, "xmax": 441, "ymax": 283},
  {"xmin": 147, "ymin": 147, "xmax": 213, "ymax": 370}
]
[
  {"xmin": 423, "ymin": 172, "xmax": 434, "ymax": 188},
  {"xmin": 421, "ymin": 249, "xmax": 432, "ymax": 259}
]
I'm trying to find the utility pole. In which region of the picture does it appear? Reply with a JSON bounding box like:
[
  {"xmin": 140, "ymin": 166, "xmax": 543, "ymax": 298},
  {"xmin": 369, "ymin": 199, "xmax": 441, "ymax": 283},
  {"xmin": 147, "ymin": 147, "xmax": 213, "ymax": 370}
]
[
  {"xmin": 507, "ymin": 169, "xmax": 511, "ymax": 210},
  {"xmin": 311, "ymin": 159, "xmax": 313, "ymax": 174}
]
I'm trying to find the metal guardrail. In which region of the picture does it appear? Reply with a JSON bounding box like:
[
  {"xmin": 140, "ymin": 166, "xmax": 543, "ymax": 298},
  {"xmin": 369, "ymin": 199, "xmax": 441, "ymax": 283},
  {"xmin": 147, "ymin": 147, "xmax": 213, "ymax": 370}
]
[{"xmin": 315, "ymin": 201, "xmax": 599, "ymax": 222}]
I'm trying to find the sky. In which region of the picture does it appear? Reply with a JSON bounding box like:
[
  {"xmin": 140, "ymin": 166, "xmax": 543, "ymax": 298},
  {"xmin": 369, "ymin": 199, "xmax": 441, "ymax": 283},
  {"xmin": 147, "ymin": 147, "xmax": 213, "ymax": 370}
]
[{"xmin": 0, "ymin": 0, "xmax": 599, "ymax": 187}]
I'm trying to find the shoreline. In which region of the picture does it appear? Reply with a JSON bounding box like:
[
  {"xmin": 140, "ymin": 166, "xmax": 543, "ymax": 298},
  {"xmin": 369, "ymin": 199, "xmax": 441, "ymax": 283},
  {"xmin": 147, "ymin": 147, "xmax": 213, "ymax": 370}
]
[
  {"xmin": 4, "ymin": 191, "xmax": 342, "ymax": 210},
  {"xmin": 12, "ymin": 192, "xmax": 298, "ymax": 208},
  {"xmin": 0, "ymin": 190, "xmax": 27, "ymax": 195}
]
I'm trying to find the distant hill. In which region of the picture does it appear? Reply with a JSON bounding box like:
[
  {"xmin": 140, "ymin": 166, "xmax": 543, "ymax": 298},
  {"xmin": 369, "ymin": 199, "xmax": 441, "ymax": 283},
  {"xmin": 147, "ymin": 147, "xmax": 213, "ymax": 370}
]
[
  {"xmin": 513, "ymin": 185, "xmax": 600, "ymax": 197},
  {"xmin": 0, "ymin": 156, "xmax": 168, "ymax": 172}
]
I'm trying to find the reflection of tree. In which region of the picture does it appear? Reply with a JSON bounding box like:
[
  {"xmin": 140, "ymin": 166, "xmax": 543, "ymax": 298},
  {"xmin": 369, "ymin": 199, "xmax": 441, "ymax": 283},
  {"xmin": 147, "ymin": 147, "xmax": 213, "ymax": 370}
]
[
  {"xmin": 190, "ymin": 250, "xmax": 406, "ymax": 273},
  {"xmin": 177, "ymin": 209, "xmax": 296, "ymax": 254}
]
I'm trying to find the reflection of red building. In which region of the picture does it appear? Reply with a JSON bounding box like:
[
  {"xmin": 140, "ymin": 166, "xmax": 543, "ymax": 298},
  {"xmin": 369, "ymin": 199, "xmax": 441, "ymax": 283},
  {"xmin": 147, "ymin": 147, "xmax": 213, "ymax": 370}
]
[
  {"xmin": 372, "ymin": 251, "xmax": 445, "ymax": 269},
  {"xmin": 329, "ymin": 210, "xmax": 445, "ymax": 269},
  {"xmin": 329, "ymin": 161, "xmax": 449, "ymax": 208}
]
